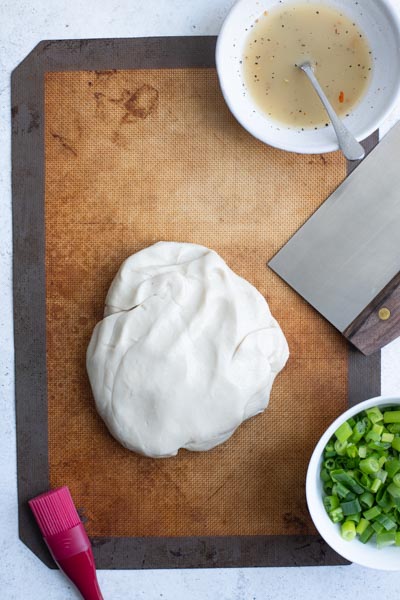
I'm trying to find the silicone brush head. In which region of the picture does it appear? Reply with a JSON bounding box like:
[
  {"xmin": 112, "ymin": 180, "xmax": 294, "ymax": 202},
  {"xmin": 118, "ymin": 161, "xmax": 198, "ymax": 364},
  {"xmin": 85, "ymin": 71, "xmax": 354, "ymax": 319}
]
[{"xmin": 29, "ymin": 486, "xmax": 80, "ymax": 537}]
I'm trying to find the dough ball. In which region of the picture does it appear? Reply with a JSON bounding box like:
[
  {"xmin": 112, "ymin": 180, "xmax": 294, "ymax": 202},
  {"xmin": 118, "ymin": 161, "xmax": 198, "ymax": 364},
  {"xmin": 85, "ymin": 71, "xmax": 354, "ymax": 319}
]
[{"xmin": 87, "ymin": 242, "xmax": 289, "ymax": 457}]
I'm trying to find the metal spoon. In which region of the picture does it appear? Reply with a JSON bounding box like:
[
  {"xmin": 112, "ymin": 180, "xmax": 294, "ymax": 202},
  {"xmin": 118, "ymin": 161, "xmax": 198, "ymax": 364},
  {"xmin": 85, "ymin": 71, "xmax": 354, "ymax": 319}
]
[{"xmin": 298, "ymin": 61, "xmax": 365, "ymax": 161}]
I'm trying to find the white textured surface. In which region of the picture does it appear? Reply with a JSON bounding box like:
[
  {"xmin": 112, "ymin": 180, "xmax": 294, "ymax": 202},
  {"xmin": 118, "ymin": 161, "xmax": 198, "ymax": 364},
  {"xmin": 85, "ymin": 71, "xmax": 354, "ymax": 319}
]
[{"xmin": 1, "ymin": 0, "xmax": 400, "ymax": 598}]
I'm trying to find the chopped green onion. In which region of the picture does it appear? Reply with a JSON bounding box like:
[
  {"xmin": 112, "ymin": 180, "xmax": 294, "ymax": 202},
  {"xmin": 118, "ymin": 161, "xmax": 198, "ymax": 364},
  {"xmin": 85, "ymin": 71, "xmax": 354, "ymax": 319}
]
[
  {"xmin": 370, "ymin": 478, "xmax": 382, "ymax": 493},
  {"xmin": 358, "ymin": 446, "xmax": 367, "ymax": 458},
  {"xmin": 329, "ymin": 507, "xmax": 344, "ymax": 523},
  {"xmin": 346, "ymin": 513, "xmax": 361, "ymax": 523},
  {"xmin": 334, "ymin": 439, "xmax": 348, "ymax": 455},
  {"xmin": 341, "ymin": 520, "xmax": 356, "ymax": 541},
  {"xmin": 359, "ymin": 457, "xmax": 380, "ymax": 475},
  {"xmin": 384, "ymin": 411, "xmax": 400, "ymax": 424},
  {"xmin": 366, "ymin": 430, "xmax": 381, "ymax": 443},
  {"xmin": 375, "ymin": 469, "xmax": 388, "ymax": 484},
  {"xmin": 376, "ymin": 532, "xmax": 396, "ymax": 548},
  {"xmin": 367, "ymin": 407, "xmax": 384, "ymax": 423},
  {"xmin": 359, "ymin": 491, "xmax": 374, "ymax": 509},
  {"xmin": 324, "ymin": 458, "xmax": 335, "ymax": 470},
  {"xmin": 323, "ymin": 495, "xmax": 339, "ymax": 512},
  {"xmin": 372, "ymin": 423, "xmax": 384, "ymax": 436},
  {"xmin": 363, "ymin": 505, "xmax": 381, "ymax": 520},
  {"xmin": 330, "ymin": 470, "xmax": 364, "ymax": 494},
  {"xmin": 335, "ymin": 421, "xmax": 353, "ymax": 443},
  {"xmin": 321, "ymin": 405, "xmax": 400, "ymax": 548},
  {"xmin": 340, "ymin": 498, "xmax": 361, "ymax": 516},
  {"xmin": 375, "ymin": 514, "xmax": 397, "ymax": 531},
  {"xmin": 385, "ymin": 458, "xmax": 400, "ymax": 478},
  {"xmin": 359, "ymin": 525, "xmax": 374, "ymax": 544},
  {"xmin": 356, "ymin": 518, "xmax": 370, "ymax": 535},
  {"xmin": 388, "ymin": 424, "xmax": 400, "ymax": 434},
  {"xmin": 350, "ymin": 421, "xmax": 366, "ymax": 443},
  {"xmin": 346, "ymin": 444, "xmax": 358, "ymax": 459},
  {"xmin": 372, "ymin": 521, "xmax": 384, "ymax": 534}
]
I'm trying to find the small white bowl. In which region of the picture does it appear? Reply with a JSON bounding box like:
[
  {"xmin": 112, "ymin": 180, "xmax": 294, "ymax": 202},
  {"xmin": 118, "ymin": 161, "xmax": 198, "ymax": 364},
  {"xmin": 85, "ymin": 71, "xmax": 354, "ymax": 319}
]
[
  {"xmin": 306, "ymin": 396, "xmax": 400, "ymax": 570},
  {"xmin": 216, "ymin": 0, "xmax": 400, "ymax": 154}
]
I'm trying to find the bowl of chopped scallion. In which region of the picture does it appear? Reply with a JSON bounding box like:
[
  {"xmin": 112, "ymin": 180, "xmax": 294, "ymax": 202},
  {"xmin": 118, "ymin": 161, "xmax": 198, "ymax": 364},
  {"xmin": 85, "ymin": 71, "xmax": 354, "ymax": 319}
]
[{"xmin": 306, "ymin": 396, "xmax": 400, "ymax": 570}]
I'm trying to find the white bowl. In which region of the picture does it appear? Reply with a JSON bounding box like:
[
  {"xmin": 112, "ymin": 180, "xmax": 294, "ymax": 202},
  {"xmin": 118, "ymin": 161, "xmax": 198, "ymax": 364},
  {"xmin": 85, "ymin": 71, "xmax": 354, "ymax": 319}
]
[
  {"xmin": 216, "ymin": 0, "xmax": 400, "ymax": 154},
  {"xmin": 306, "ymin": 396, "xmax": 400, "ymax": 570}
]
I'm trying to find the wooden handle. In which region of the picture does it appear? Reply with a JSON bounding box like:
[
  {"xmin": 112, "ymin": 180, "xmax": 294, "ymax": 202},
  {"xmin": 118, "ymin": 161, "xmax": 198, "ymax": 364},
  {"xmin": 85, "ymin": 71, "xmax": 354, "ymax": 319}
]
[{"xmin": 344, "ymin": 275, "xmax": 400, "ymax": 355}]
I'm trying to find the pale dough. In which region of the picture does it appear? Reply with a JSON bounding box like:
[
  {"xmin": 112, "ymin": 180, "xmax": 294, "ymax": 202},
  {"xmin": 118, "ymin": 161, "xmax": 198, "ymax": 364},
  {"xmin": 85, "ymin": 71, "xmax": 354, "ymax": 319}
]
[{"xmin": 87, "ymin": 242, "xmax": 289, "ymax": 457}]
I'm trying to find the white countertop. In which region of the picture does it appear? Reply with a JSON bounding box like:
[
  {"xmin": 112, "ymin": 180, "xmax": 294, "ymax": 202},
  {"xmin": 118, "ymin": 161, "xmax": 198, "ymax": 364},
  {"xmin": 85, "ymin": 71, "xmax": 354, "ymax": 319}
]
[{"xmin": 2, "ymin": 0, "xmax": 400, "ymax": 597}]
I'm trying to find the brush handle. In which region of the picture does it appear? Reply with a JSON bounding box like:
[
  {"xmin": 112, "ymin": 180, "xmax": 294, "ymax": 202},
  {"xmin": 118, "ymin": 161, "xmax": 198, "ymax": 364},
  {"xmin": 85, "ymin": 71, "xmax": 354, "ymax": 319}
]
[{"xmin": 45, "ymin": 524, "xmax": 104, "ymax": 600}]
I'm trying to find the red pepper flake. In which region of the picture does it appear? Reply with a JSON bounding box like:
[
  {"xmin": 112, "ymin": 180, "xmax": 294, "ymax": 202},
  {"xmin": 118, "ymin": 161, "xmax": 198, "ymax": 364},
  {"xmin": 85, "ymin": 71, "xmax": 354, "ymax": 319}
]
[{"xmin": 339, "ymin": 91, "xmax": 345, "ymax": 103}]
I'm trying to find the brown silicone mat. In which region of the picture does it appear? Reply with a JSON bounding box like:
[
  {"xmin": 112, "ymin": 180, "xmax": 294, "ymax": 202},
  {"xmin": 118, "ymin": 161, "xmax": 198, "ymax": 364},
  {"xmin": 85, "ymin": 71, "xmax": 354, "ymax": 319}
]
[{"xmin": 12, "ymin": 37, "xmax": 381, "ymax": 569}]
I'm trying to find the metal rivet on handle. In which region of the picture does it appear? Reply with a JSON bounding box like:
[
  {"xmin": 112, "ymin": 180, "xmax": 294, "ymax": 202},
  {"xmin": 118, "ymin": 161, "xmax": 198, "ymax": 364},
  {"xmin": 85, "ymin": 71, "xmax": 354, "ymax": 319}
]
[{"xmin": 378, "ymin": 307, "xmax": 391, "ymax": 321}]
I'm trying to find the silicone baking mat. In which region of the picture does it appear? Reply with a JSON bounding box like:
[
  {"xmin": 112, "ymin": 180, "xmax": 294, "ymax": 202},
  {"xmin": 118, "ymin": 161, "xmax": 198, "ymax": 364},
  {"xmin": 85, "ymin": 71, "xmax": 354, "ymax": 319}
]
[{"xmin": 12, "ymin": 37, "xmax": 380, "ymax": 568}]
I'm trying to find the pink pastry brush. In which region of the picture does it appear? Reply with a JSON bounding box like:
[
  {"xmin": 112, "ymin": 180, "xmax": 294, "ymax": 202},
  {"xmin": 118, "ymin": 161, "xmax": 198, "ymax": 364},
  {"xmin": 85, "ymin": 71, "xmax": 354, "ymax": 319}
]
[{"xmin": 29, "ymin": 486, "xmax": 104, "ymax": 600}]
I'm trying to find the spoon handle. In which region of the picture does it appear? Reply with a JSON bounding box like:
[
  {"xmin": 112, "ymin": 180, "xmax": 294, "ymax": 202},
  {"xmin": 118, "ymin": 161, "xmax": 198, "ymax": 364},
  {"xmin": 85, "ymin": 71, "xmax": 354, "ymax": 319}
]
[{"xmin": 300, "ymin": 63, "xmax": 365, "ymax": 161}]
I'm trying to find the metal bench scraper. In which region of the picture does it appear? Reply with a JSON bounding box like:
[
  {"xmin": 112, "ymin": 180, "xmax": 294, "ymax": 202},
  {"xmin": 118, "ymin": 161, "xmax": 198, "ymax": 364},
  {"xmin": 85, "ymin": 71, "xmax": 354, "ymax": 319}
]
[{"xmin": 269, "ymin": 123, "xmax": 400, "ymax": 355}]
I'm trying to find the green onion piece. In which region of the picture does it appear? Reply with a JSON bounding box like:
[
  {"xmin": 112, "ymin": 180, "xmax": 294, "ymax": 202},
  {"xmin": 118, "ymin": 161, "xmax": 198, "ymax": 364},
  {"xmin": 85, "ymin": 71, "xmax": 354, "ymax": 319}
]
[
  {"xmin": 335, "ymin": 421, "xmax": 353, "ymax": 443},
  {"xmin": 359, "ymin": 457, "xmax": 380, "ymax": 475},
  {"xmin": 359, "ymin": 525, "xmax": 374, "ymax": 544},
  {"xmin": 392, "ymin": 437, "xmax": 400, "ymax": 452},
  {"xmin": 370, "ymin": 478, "xmax": 382, "ymax": 493},
  {"xmin": 320, "ymin": 468, "xmax": 330, "ymax": 482},
  {"xmin": 345, "ymin": 513, "xmax": 361, "ymax": 523},
  {"xmin": 366, "ymin": 430, "xmax": 381, "ymax": 443},
  {"xmin": 375, "ymin": 469, "xmax": 388, "ymax": 484},
  {"xmin": 348, "ymin": 417, "xmax": 356, "ymax": 428},
  {"xmin": 350, "ymin": 421, "xmax": 366, "ymax": 443},
  {"xmin": 395, "ymin": 532, "xmax": 400, "ymax": 546},
  {"xmin": 384, "ymin": 411, "xmax": 400, "ymax": 424},
  {"xmin": 376, "ymin": 488, "xmax": 392, "ymax": 509},
  {"xmin": 323, "ymin": 458, "xmax": 335, "ymax": 470},
  {"xmin": 340, "ymin": 499, "xmax": 361, "ymax": 516},
  {"xmin": 329, "ymin": 507, "xmax": 344, "ymax": 523},
  {"xmin": 367, "ymin": 407, "xmax": 384, "ymax": 423},
  {"xmin": 330, "ymin": 470, "xmax": 364, "ymax": 494},
  {"xmin": 376, "ymin": 532, "xmax": 396, "ymax": 548},
  {"xmin": 359, "ymin": 491, "xmax": 374, "ymax": 509},
  {"xmin": 323, "ymin": 495, "xmax": 340, "ymax": 512},
  {"xmin": 387, "ymin": 482, "xmax": 400, "ymax": 499},
  {"xmin": 393, "ymin": 473, "xmax": 400, "ymax": 488},
  {"xmin": 334, "ymin": 439, "xmax": 348, "ymax": 456},
  {"xmin": 325, "ymin": 442, "xmax": 335, "ymax": 454},
  {"xmin": 346, "ymin": 444, "xmax": 358, "ymax": 459},
  {"xmin": 358, "ymin": 446, "xmax": 368, "ymax": 459},
  {"xmin": 385, "ymin": 458, "xmax": 400, "ymax": 478},
  {"xmin": 372, "ymin": 423, "xmax": 384, "ymax": 436},
  {"xmin": 356, "ymin": 518, "xmax": 370, "ymax": 535},
  {"xmin": 375, "ymin": 514, "xmax": 397, "ymax": 531},
  {"xmin": 378, "ymin": 456, "xmax": 388, "ymax": 468},
  {"xmin": 344, "ymin": 491, "xmax": 357, "ymax": 501},
  {"xmin": 388, "ymin": 424, "xmax": 400, "ymax": 434},
  {"xmin": 341, "ymin": 520, "xmax": 356, "ymax": 541},
  {"xmin": 363, "ymin": 505, "xmax": 381, "ymax": 520},
  {"xmin": 382, "ymin": 432, "xmax": 395, "ymax": 443},
  {"xmin": 372, "ymin": 521, "xmax": 384, "ymax": 534},
  {"xmin": 332, "ymin": 482, "xmax": 350, "ymax": 499},
  {"xmin": 324, "ymin": 482, "xmax": 333, "ymax": 494}
]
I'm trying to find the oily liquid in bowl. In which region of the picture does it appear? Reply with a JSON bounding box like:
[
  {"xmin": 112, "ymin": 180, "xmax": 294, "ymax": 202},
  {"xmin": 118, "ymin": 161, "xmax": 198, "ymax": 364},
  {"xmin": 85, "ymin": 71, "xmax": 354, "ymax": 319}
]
[{"xmin": 243, "ymin": 3, "xmax": 372, "ymax": 129}]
